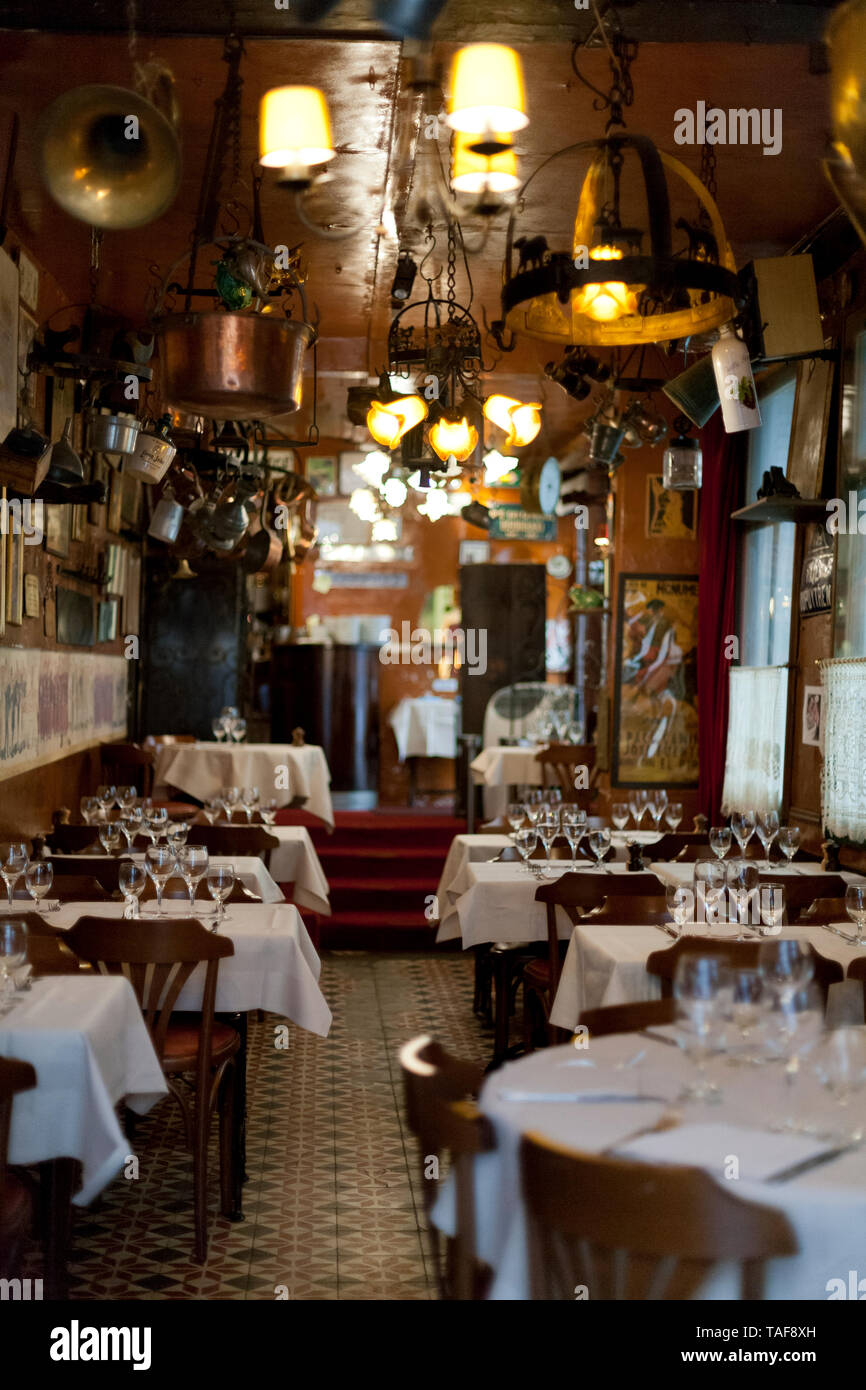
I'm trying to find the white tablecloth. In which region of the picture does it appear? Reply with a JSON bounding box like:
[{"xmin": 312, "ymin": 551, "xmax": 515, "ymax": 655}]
[
  {"xmin": 434, "ymin": 1031, "xmax": 866, "ymax": 1299},
  {"xmin": 116, "ymin": 853, "xmax": 283, "ymax": 905},
  {"xmin": 651, "ymin": 860, "xmax": 864, "ymax": 888},
  {"xmin": 154, "ymin": 743, "xmax": 334, "ymax": 828},
  {"xmin": 267, "ymin": 826, "xmax": 331, "ymax": 915},
  {"xmin": 389, "ymin": 696, "xmax": 459, "ymax": 761},
  {"xmin": 433, "ymin": 832, "xmax": 512, "ymax": 921},
  {"xmin": 44, "ymin": 900, "xmax": 332, "ymax": 1036},
  {"xmin": 550, "ymin": 920, "xmax": 866, "ymax": 1031},
  {"xmin": 0, "ymin": 975, "xmax": 167, "ymax": 1206},
  {"xmin": 470, "ymin": 745, "xmax": 544, "ymax": 820}
]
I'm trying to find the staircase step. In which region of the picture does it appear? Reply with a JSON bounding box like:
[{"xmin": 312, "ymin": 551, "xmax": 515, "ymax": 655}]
[
  {"xmin": 318, "ymin": 908, "xmax": 440, "ymax": 951},
  {"xmin": 316, "ymin": 849, "xmax": 445, "ymax": 879}
]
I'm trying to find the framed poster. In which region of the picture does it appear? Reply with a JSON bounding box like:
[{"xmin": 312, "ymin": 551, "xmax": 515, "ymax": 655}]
[
  {"xmin": 5, "ymin": 529, "xmax": 22, "ymax": 625},
  {"xmin": 0, "ymin": 247, "xmax": 18, "ymax": 443},
  {"xmin": 613, "ymin": 573, "xmax": 699, "ymax": 787},
  {"xmin": 786, "ymin": 353, "xmax": 834, "ymax": 499},
  {"xmin": 307, "ymin": 454, "xmax": 338, "ymax": 497},
  {"xmin": 802, "ymin": 684, "xmax": 823, "ymax": 748},
  {"xmin": 799, "ymin": 523, "xmax": 834, "ymax": 617},
  {"xmin": 24, "ymin": 572, "xmax": 39, "ymax": 618},
  {"xmin": 646, "ymin": 475, "xmax": 697, "ymax": 539},
  {"xmin": 459, "ymin": 539, "xmax": 490, "ymax": 565},
  {"xmin": 43, "ymin": 503, "xmax": 70, "ymax": 558}
]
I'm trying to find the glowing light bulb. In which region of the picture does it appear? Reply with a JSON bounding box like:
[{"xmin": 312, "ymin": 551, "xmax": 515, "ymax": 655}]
[
  {"xmin": 349, "ymin": 488, "xmax": 379, "ymax": 522},
  {"xmin": 382, "ymin": 476, "xmax": 408, "ymax": 508},
  {"xmin": 483, "ymin": 449, "xmax": 517, "ymax": 484},
  {"xmin": 419, "ymin": 488, "xmax": 451, "ymax": 521},
  {"xmin": 353, "ymin": 450, "xmax": 391, "ymax": 488},
  {"xmin": 483, "ymin": 394, "xmax": 542, "ymax": 447},
  {"xmin": 366, "ymin": 394, "xmax": 428, "ymax": 448},
  {"xmin": 428, "ymin": 416, "xmax": 478, "ymax": 463},
  {"xmin": 259, "ymin": 87, "xmax": 335, "ymax": 181},
  {"xmin": 573, "ymin": 244, "xmax": 639, "ymax": 323},
  {"xmin": 447, "ymin": 44, "xmax": 528, "ymax": 136}
]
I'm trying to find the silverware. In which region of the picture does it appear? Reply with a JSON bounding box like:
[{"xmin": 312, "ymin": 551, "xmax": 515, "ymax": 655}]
[
  {"xmin": 770, "ymin": 1141, "xmax": 861, "ymax": 1184},
  {"xmin": 653, "ymin": 922, "xmax": 678, "ymax": 939},
  {"xmin": 639, "ymin": 1028, "xmax": 680, "ymax": 1048},
  {"xmin": 819, "ymin": 923, "xmax": 860, "ymax": 945},
  {"xmin": 601, "ymin": 1109, "xmax": 681, "ymax": 1156}
]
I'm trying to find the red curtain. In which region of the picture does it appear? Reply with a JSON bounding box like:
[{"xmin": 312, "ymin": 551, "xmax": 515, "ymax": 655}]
[{"xmin": 697, "ymin": 412, "xmax": 744, "ymax": 821}]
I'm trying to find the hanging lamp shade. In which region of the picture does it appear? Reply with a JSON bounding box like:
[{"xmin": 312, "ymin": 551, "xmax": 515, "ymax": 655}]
[
  {"xmin": 428, "ymin": 414, "xmax": 478, "ymax": 463},
  {"xmin": 483, "ymin": 394, "xmax": 542, "ymax": 447},
  {"xmin": 824, "ymin": 1, "xmax": 866, "ymax": 246},
  {"xmin": 446, "ymin": 44, "xmax": 528, "ymax": 138},
  {"xmin": 366, "ymin": 392, "xmax": 428, "ymax": 449},
  {"xmin": 259, "ymin": 86, "xmax": 336, "ymax": 169},
  {"xmin": 451, "ymin": 131, "xmax": 519, "ymax": 193},
  {"xmin": 501, "ymin": 134, "xmax": 741, "ymax": 347}
]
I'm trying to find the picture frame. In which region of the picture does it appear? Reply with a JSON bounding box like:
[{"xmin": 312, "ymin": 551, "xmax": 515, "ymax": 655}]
[
  {"xmin": 459, "ymin": 539, "xmax": 490, "ymax": 565},
  {"xmin": 57, "ymin": 586, "xmax": 94, "ymax": 647},
  {"xmin": 786, "ymin": 352, "xmax": 835, "ymax": 500},
  {"xmin": 645, "ymin": 475, "xmax": 697, "ymax": 539},
  {"xmin": 305, "ymin": 454, "xmax": 339, "ymax": 497},
  {"xmin": 802, "ymin": 684, "xmax": 823, "ymax": 749},
  {"xmin": 612, "ymin": 573, "xmax": 700, "ymax": 787},
  {"xmin": 0, "ymin": 488, "xmax": 6, "ymax": 639},
  {"xmin": 6, "ymin": 528, "xmax": 23, "ymax": 625},
  {"xmin": 43, "ymin": 502, "xmax": 71, "ymax": 558},
  {"xmin": 107, "ymin": 465, "xmax": 124, "ymax": 534},
  {"xmin": 97, "ymin": 596, "xmax": 119, "ymax": 643},
  {"xmin": 23, "ymin": 572, "xmax": 39, "ymax": 619}
]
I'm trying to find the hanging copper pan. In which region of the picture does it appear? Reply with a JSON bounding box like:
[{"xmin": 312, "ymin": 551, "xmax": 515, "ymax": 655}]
[{"xmin": 158, "ymin": 312, "xmax": 314, "ymax": 420}]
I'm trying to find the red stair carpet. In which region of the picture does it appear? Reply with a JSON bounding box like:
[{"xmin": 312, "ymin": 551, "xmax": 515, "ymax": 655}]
[{"xmin": 276, "ymin": 808, "xmax": 465, "ymax": 949}]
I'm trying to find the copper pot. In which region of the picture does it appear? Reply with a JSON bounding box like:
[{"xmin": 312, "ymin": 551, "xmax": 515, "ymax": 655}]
[
  {"xmin": 157, "ymin": 311, "xmax": 314, "ymax": 420},
  {"xmin": 241, "ymin": 525, "xmax": 284, "ymax": 574}
]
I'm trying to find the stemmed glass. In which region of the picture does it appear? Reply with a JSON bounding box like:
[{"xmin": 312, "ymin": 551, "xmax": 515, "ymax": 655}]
[
  {"xmin": 709, "ymin": 826, "xmax": 732, "ymax": 861},
  {"xmin": 212, "ymin": 716, "xmax": 228, "ymax": 742},
  {"xmin": 756, "ymin": 810, "xmax": 780, "ymax": 868},
  {"xmin": 694, "ymin": 859, "xmax": 726, "ymax": 925},
  {"xmin": 587, "ymin": 828, "xmax": 611, "ymax": 872},
  {"xmin": 96, "ymin": 784, "xmax": 117, "ymax": 819},
  {"xmin": 664, "ymin": 802, "xmax": 683, "ymax": 832},
  {"xmin": 25, "ymin": 861, "xmax": 54, "ymax": 912},
  {"xmin": 119, "ymin": 860, "xmax": 148, "ymax": 919},
  {"xmin": 145, "ymin": 845, "xmax": 175, "ymax": 917},
  {"xmin": 506, "ymin": 802, "xmax": 525, "ymax": 834},
  {"xmin": 727, "ymin": 859, "xmax": 760, "ymax": 940},
  {"xmin": 177, "ymin": 846, "xmax": 209, "ymax": 909},
  {"xmin": 673, "ymin": 954, "xmax": 724, "ymax": 1102},
  {"xmin": 777, "ymin": 826, "xmax": 800, "ymax": 866},
  {"xmin": 98, "ymin": 821, "xmax": 122, "ymax": 856},
  {"xmin": 143, "ymin": 806, "xmax": 168, "ymax": 845},
  {"xmin": 814, "ymin": 1027, "xmax": 866, "ymax": 1140},
  {"xmin": 610, "ymin": 802, "xmax": 629, "ymax": 832},
  {"xmin": 118, "ymin": 806, "xmax": 143, "ymax": 851},
  {"xmin": 724, "ymin": 967, "xmax": 769, "ymax": 1062},
  {"xmin": 259, "ymin": 798, "xmax": 279, "ymax": 826},
  {"xmin": 514, "ymin": 826, "xmax": 538, "ymax": 875},
  {"xmin": 230, "ymin": 718, "xmax": 247, "ymax": 743},
  {"xmin": 221, "ymin": 787, "xmax": 242, "ymax": 824},
  {"xmin": 166, "ymin": 820, "xmax": 190, "ymax": 853},
  {"xmin": 758, "ymin": 939, "xmax": 815, "ymax": 1017},
  {"xmin": 536, "ymin": 811, "xmax": 558, "ymax": 870},
  {"xmin": 1, "ymin": 844, "xmax": 29, "ymax": 906},
  {"xmin": 202, "ymin": 797, "xmax": 222, "ymax": 825},
  {"xmin": 758, "ymin": 885, "xmax": 785, "ymax": 937},
  {"xmin": 647, "ymin": 790, "xmax": 668, "ymax": 833},
  {"xmin": 523, "ymin": 790, "xmax": 543, "ymax": 826},
  {"xmin": 666, "ymin": 884, "xmax": 693, "ymax": 933},
  {"xmin": 562, "ymin": 808, "xmax": 587, "ymax": 869},
  {"xmin": 116, "ymin": 785, "xmax": 138, "ymax": 814},
  {"xmin": 730, "ymin": 810, "xmax": 756, "ymax": 857},
  {"xmin": 0, "ymin": 920, "xmax": 27, "ymax": 1011},
  {"xmin": 627, "ymin": 792, "xmax": 641, "ymax": 828},
  {"xmin": 240, "ymin": 786, "xmax": 260, "ymax": 824},
  {"xmin": 845, "ymin": 884, "xmax": 866, "ymax": 945},
  {"xmin": 80, "ymin": 795, "xmax": 100, "ymax": 825},
  {"xmin": 207, "ymin": 864, "xmax": 235, "ymax": 923}
]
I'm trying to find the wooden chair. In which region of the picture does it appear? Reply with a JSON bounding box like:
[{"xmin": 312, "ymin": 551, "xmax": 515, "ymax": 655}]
[
  {"xmin": 42, "ymin": 823, "xmax": 102, "ymax": 855},
  {"xmin": 534, "ymin": 744, "xmax": 597, "ymax": 810},
  {"xmin": 186, "ymin": 824, "xmax": 279, "ymax": 869},
  {"xmin": 644, "ymin": 833, "xmax": 708, "ymax": 863},
  {"xmin": 576, "ymin": 997, "xmax": 678, "ymax": 1039},
  {"xmin": 47, "ymin": 856, "xmax": 122, "ymax": 893},
  {"xmin": 0, "ymin": 1057, "xmax": 37, "ymax": 1280},
  {"xmin": 758, "ymin": 875, "xmax": 849, "ymax": 915},
  {"xmin": 10, "ymin": 875, "xmax": 109, "ymax": 903},
  {"xmin": 521, "ymin": 1134, "xmax": 797, "ymax": 1299},
  {"xmin": 64, "ymin": 915, "xmax": 240, "ymax": 1262},
  {"xmin": 796, "ymin": 897, "xmax": 850, "ymax": 924},
  {"xmin": 399, "ymin": 1035, "xmax": 492, "ymax": 1300},
  {"xmin": 646, "ymin": 936, "xmax": 844, "ymax": 1003},
  {"xmin": 581, "ymin": 894, "xmax": 672, "ymax": 926}
]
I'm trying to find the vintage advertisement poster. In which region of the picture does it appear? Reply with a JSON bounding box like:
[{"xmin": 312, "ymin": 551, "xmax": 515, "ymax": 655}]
[
  {"xmin": 613, "ymin": 573, "xmax": 699, "ymax": 786},
  {"xmin": 645, "ymin": 475, "xmax": 697, "ymax": 539}
]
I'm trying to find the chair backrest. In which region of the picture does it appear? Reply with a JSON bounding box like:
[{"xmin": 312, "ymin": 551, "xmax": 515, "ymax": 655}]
[
  {"xmin": 760, "ymin": 875, "xmax": 849, "ymax": 910},
  {"xmin": 581, "ymin": 895, "xmax": 671, "ymax": 926},
  {"xmin": 534, "ymin": 744, "xmax": 597, "ymax": 807},
  {"xmin": 645, "ymin": 833, "xmax": 708, "ymax": 863},
  {"xmin": 186, "ymin": 825, "xmax": 279, "ymax": 865},
  {"xmin": 646, "ymin": 935, "xmax": 843, "ymax": 1001},
  {"xmin": 99, "ymin": 742, "xmax": 155, "ymax": 796},
  {"xmin": 47, "ymin": 856, "xmax": 121, "ymax": 893},
  {"xmin": 44, "ymin": 824, "xmax": 102, "ymax": 854},
  {"xmin": 65, "ymin": 916, "xmax": 233, "ymax": 1065},
  {"xmin": 534, "ymin": 872, "xmax": 664, "ymax": 1001},
  {"xmin": 0, "ymin": 1056, "xmax": 37, "ymax": 1261},
  {"xmin": 13, "ymin": 874, "xmax": 108, "ymax": 903},
  {"xmin": 577, "ymin": 997, "xmax": 678, "ymax": 1038},
  {"xmin": 796, "ymin": 896, "xmax": 848, "ymax": 924},
  {"xmin": 399, "ymin": 1035, "xmax": 491, "ymax": 1301},
  {"xmin": 140, "ymin": 878, "xmax": 262, "ymax": 905},
  {"xmin": 521, "ymin": 1134, "xmax": 797, "ymax": 1299}
]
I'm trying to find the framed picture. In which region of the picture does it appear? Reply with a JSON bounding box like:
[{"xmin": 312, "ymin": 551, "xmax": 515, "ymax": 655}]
[
  {"xmin": 107, "ymin": 466, "xmax": 124, "ymax": 534},
  {"xmin": 646, "ymin": 475, "xmax": 697, "ymax": 539},
  {"xmin": 802, "ymin": 684, "xmax": 823, "ymax": 748},
  {"xmin": 23, "ymin": 572, "xmax": 39, "ymax": 619},
  {"xmin": 305, "ymin": 454, "xmax": 338, "ymax": 497},
  {"xmin": 57, "ymin": 587, "xmax": 94, "ymax": 646},
  {"xmin": 337, "ymin": 451, "xmax": 368, "ymax": 495},
  {"xmin": 6, "ymin": 529, "xmax": 23, "ymax": 625},
  {"xmin": 459, "ymin": 539, "xmax": 490, "ymax": 565},
  {"xmin": 16, "ymin": 249, "xmax": 39, "ymax": 314},
  {"xmin": 835, "ymin": 305, "xmax": 866, "ymax": 655},
  {"xmin": 0, "ymin": 247, "xmax": 19, "ymax": 443},
  {"xmin": 612, "ymin": 573, "xmax": 700, "ymax": 787},
  {"xmin": 97, "ymin": 597, "xmax": 119, "ymax": 643},
  {"xmin": 17, "ymin": 307, "xmax": 37, "ymax": 414},
  {"xmin": 786, "ymin": 353, "xmax": 835, "ymax": 500},
  {"xmin": 44, "ymin": 503, "xmax": 70, "ymax": 558}
]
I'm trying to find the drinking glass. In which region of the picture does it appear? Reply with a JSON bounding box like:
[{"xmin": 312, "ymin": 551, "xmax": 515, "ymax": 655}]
[
  {"xmin": 222, "ymin": 786, "xmax": 242, "ymax": 823},
  {"xmin": 673, "ymin": 955, "xmax": 724, "ymax": 1102},
  {"xmin": 627, "ymin": 792, "xmax": 641, "ymax": 828},
  {"xmin": 724, "ymin": 968, "xmax": 769, "ymax": 1059},
  {"xmin": 118, "ymin": 806, "xmax": 143, "ymax": 850},
  {"xmin": 773, "ymin": 982, "xmax": 824, "ymax": 1127},
  {"xmin": 259, "ymin": 798, "xmax": 279, "ymax": 826},
  {"xmin": 758, "ymin": 938, "xmax": 815, "ymax": 1012},
  {"xmin": 756, "ymin": 810, "xmax": 780, "ymax": 868},
  {"xmin": 548, "ymin": 787, "xmax": 563, "ymax": 808},
  {"xmin": 666, "ymin": 884, "xmax": 693, "ymax": 931},
  {"xmin": 240, "ymin": 786, "xmax": 260, "ymax": 824},
  {"xmin": 731, "ymin": 810, "xmax": 756, "ymax": 856},
  {"xmin": 145, "ymin": 845, "xmax": 175, "ymax": 917},
  {"xmin": 98, "ymin": 822, "xmax": 122, "ymax": 856},
  {"xmin": 212, "ymin": 716, "xmax": 227, "ymax": 742},
  {"xmin": 165, "ymin": 820, "xmax": 190, "ymax": 851},
  {"xmin": 202, "ymin": 797, "xmax": 222, "ymax": 825},
  {"xmin": 506, "ymin": 802, "xmax": 525, "ymax": 833},
  {"xmin": 694, "ymin": 859, "xmax": 726, "ymax": 923},
  {"xmin": 726, "ymin": 859, "xmax": 760, "ymax": 939},
  {"xmin": 709, "ymin": 826, "xmax": 732, "ymax": 861},
  {"xmin": 80, "ymin": 795, "xmax": 100, "ymax": 825},
  {"xmin": 0, "ymin": 920, "xmax": 27, "ymax": 1011},
  {"xmin": 777, "ymin": 826, "xmax": 800, "ymax": 865},
  {"xmin": 588, "ymin": 828, "xmax": 611, "ymax": 871},
  {"xmin": 814, "ymin": 1027, "xmax": 866, "ymax": 1138},
  {"xmin": 207, "ymin": 864, "xmax": 235, "ymax": 922},
  {"xmin": 230, "ymin": 717, "xmax": 247, "ymax": 743},
  {"xmin": 522, "ymin": 796, "xmax": 542, "ymax": 827},
  {"xmin": 536, "ymin": 812, "xmax": 558, "ymax": 868},
  {"xmin": 143, "ymin": 807, "xmax": 169, "ymax": 845},
  {"xmin": 1, "ymin": 844, "xmax": 28, "ymax": 906},
  {"xmin": 96, "ymin": 784, "xmax": 117, "ymax": 816},
  {"xmin": 664, "ymin": 801, "xmax": 683, "ymax": 832},
  {"xmin": 118, "ymin": 860, "xmax": 148, "ymax": 919},
  {"xmin": 845, "ymin": 884, "xmax": 866, "ymax": 944},
  {"xmin": 610, "ymin": 802, "xmax": 629, "ymax": 832},
  {"xmin": 514, "ymin": 827, "xmax": 538, "ymax": 874},
  {"xmin": 177, "ymin": 846, "xmax": 209, "ymax": 909},
  {"xmin": 116, "ymin": 785, "xmax": 138, "ymax": 813},
  {"xmin": 646, "ymin": 790, "xmax": 668, "ymax": 832},
  {"xmin": 758, "ymin": 885, "xmax": 785, "ymax": 936},
  {"xmin": 562, "ymin": 808, "xmax": 587, "ymax": 869},
  {"xmin": 25, "ymin": 861, "xmax": 54, "ymax": 911}
]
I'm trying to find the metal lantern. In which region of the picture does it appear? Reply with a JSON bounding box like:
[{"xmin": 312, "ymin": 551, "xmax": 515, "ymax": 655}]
[{"xmin": 662, "ymin": 435, "xmax": 702, "ymax": 491}]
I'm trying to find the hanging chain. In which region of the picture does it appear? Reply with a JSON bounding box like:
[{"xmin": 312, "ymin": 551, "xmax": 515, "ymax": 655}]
[
  {"xmin": 89, "ymin": 228, "xmax": 102, "ymax": 304},
  {"xmin": 604, "ymin": 32, "xmax": 637, "ymax": 133},
  {"xmin": 698, "ymin": 136, "xmax": 718, "ymax": 227},
  {"xmin": 446, "ymin": 220, "xmax": 457, "ymax": 322}
]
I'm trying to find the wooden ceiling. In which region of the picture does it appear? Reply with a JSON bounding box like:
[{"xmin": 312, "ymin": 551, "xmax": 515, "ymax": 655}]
[{"xmin": 0, "ymin": 6, "xmax": 842, "ymax": 454}]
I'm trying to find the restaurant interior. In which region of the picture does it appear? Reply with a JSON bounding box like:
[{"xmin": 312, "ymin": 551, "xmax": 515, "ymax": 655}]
[{"xmin": 3, "ymin": 0, "xmax": 866, "ymax": 1330}]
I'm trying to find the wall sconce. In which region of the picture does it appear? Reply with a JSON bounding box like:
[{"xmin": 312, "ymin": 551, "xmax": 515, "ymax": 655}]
[
  {"xmin": 259, "ymin": 86, "xmax": 336, "ymax": 187},
  {"xmin": 446, "ymin": 44, "xmax": 528, "ymax": 146},
  {"xmin": 483, "ymin": 393, "xmax": 542, "ymax": 447},
  {"xmin": 451, "ymin": 130, "xmax": 519, "ymax": 195}
]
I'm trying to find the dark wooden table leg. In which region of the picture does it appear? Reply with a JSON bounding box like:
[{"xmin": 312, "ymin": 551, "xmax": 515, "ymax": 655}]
[
  {"xmin": 223, "ymin": 1011, "xmax": 248, "ymax": 1220},
  {"xmin": 39, "ymin": 1157, "xmax": 78, "ymax": 1300}
]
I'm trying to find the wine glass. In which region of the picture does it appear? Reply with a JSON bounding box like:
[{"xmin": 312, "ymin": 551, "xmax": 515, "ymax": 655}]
[
  {"xmin": 627, "ymin": 792, "xmax": 641, "ymax": 829},
  {"xmin": 25, "ymin": 861, "xmax": 54, "ymax": 912},
  {"xmin": 165, "ymin": 820, "xmax": 190, "ymax": 852},
  {"xmin": 212, "ymin": 716, "xmax": 227, "ymax": 742},
  {"xmin": 116, "ymin": 785, "xmax": 138, "ymax": 814},
  {"xmin": 221, "ymin": 787, "xmax": 242, "ymax": 824},
  {"xmin": 758, "ymin": 939, "xmax": 815, "ymax": 1014},
  {"xmin": 666, "ymin": 884, "xmax": 693, "ymax": 932},
  {"xmin": 0, "ymin": 920, "xmax": 27, "ymax": 1011},
  {"xmin": 694, "ymin": 859, "xmax": 726, "ymax": 924},
  {"xmin": 118, "ymin": 806, "xmax": 143, "ymax": 851},
  {"xmin": 777, "ymin": 826, "xmax": 800, "ymax": 865},
  {"xmin": 118, "ymin": 860, "xmax": 148, "ymax": 919},
  {"xmin": 772, "ymin": 982, "xmax": 824, "ymax": 1129},
  {"xmin": 673, "ymin": 954, "xmax": 724, "ymax": 1102},
  {"xmin": 240, "ymin": 786, "xmax": 260, "ymax": 824},
  {"xmin": 207, "ymin": 864, "xmax": 235, "ymax": 923},
  {"xmin": 727, "ymin": 859, "xmax": 760, "ymax": 939},
  {"xmin": 143, "ymin": 806, "xmax": 168, "ymax": 845},
  {"xmin": 259, "ymin": 798, "xmax": 279, "ymax": 826},
  {"xmin": 756, "ymin": 810, "xmax": 780, "ymax": 868},
  {"xmin": 664, "ymin": 802, "xmax": 683, "ymax": 832},
  {"xmin": 98, "ymin": 821, "xmax": 122, "ymax": 856},
  {"xmin": 506, "ymin": 802, "xmax": 525, "ymax": 833},
  {"xmin": 514, "ymin": 827, "xmax": 538, "ymax": 875},
  {"xmin": 845, "ymin": 884, "xmax": 866, "ymax": 945},
  {"xmin": 709, "ymin": 826, "xmax": 732, "ymax": 861},
  {"xmin": 96, "ymin": 784, "xmax": 117, "ymax": 817},
  {"xmin": 724, "ymin": 967, "xmax": 769, "ymax": 1060},
  {"xmin": 814, "ymin": 1027, "xmax": 866, "ymax": 1139},
  {"xmin": 202, "ymin": 797, "xmax": 222, "ymax": 825},
  {"xmin": 730, "ymin": 810, "xmax": 756, "ymax": 857},
  {"xmin": 536, "ymin": 811, "xmax": 558, "ymax": 869},
  {"xmin": 562, "ymin": 808, "xmax": 587, "ymax": 870},
  {"xmin": 758, "ymin": 885, "xmax": 785, "ymax": 936},
  {"xmin": 230, "ymin": 717, "xmax": 247, "ymax": 743},
  {"xmin": 1, "ymin": 844, "xmax": 29, "ymax": 907},
  {"xmin": 145, "ymin": 845, "xmax": 175, "ymax": 917},
  {"xmin": 610, "ymin": 802, "xmax": 629, "ymax": 832},
  {"xmin": 177, "ymin": 846, "xmax": 209, "ymax": 909},
  {"xmin": 587, "ymin": 828, "xmax": 611, "ymax": 872},
  {"xmin": 80, "ymin": 795, "xmax": 100, "ymax": 825}
]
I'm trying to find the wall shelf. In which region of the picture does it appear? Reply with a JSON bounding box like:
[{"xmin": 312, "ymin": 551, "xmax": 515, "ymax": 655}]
[{"xmin": 731, "ymin": 496, "xmax": 830, "ymax": 526}]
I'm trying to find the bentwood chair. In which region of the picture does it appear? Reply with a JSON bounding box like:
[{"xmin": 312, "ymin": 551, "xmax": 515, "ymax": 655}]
[
  {"xmin": 186, "ymin": 825, "xmax": 279, "ymax": 871},
  {"xmin": 0, "ymin": 1057, "xmax": 37, "ymax": 1279},
  {"xmin": 576, "ymin": 997, "xmax": 678, "ymax": 1039},
  {"xmin": 399, "ymin": 1035, "xmax": 492, "ymax": 1300},
  {"xmin": 521, "ymin": 1135, "xmax": 797, "ymax": 1299},
  {"xmin": 65, "ymin": 916, "xmax": 240, "ymax": 1262},
  {"xmin": 642, "ymin": 832, "xmax": 708, "ymax": 863},
  {"xmin": 10, "ymin": 875, "xmax": 109, "ymax": 904},
  {"xmin": 646, "ymin": 936, "xmax": 844, "ymax": 1004},
  {"xmin": 3, "ymin": 911, "xmax": 87, "ymax": 978},
  {"xmin": 100, "ymin": 742, "xmax": 200, "ymax": 819},
  {"xmin": 47, "ymin": 856, "xmax": 122, "ymax": 894},
  {"xmin": 534, "ymin": 743, "xmax": 597, "ymax": 810}
]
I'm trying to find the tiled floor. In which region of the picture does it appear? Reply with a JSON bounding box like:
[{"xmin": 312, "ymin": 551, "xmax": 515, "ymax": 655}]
[{"xmin": 34, "ymin": 952, "xmax": 490, "ymax": 1301}]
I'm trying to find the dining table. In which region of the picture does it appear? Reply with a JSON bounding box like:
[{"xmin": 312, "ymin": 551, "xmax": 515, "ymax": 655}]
[
  {"xmin": 389, "ymin": 695, "xmax": 459, "ymax": 761},
  {"xmin": 469, "ymin": 745, "xmax": 545, "ymax": 820},
  {"xmin": 433, "ymin": 1026, "xmax": 866, "ymax": 1300},
  {"xmin": 265, "ymin": 825, "xmax": 331, "ymax": 915},
  {"xmin": 153, "ymin": 741, "xmax": 335, "ymax": 828}
]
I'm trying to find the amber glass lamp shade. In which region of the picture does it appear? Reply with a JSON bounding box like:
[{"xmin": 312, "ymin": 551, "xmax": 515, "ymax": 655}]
[
  {"xmin": 451, "ymin": 131, "xmax": 519, "ymax": 193},
  {"xmin": 366, "ymin": 393, "xmax": 428, "ymax": 449},
  {"xmin": 483, "ymin": 393, "xmax": 542, "ymax": 447},
  {"xmin": 428, "ymin": 415, "xmax": 479, "ymax": 463}
]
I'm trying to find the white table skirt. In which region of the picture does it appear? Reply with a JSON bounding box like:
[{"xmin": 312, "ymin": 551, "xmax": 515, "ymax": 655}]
[
  {"xmin": 267, "ymin": 826, "xmax": 331, "ymax": 915},
  {"xmin": 119, "ymin": 853, "xmax": 283, "ymax": 905},
  {"xmin": 470, "ymin": 745, "xmax": 545, "ymax": 820},
  {"xmin": 44, "ymin": 900, "xmax": 332, "ymax": 1036},
  {"xmin": 433, "ymin": 833, "xmax": 511, "ymax": 929},
  {"xmin": 651, "ymin": 860, "xmax": 865, "ymax": 888},
  {"xmin": 389, "ymin": 696, "xmax": 459, "ymax": 761},
  {"xmin": 550, "ymin": 920, "xmax": 866, "ymax": 1031},
  {"xmin": 434, "ymin": 1031, "xmax": 866, "ymax": 1300},
  {"xmin": 0, "ymin": 975, "xmax": 167, "ymax": 1205},
  {"xmin": 437, "ymin": 860, "xmax": 640, "ymax": 947},
  {"xmin": 154, "ymin": 743, "xmax": 334, "ymax": 828}
]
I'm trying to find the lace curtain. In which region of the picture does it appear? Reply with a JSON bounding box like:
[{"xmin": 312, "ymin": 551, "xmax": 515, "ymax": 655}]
[
  {"xmin": 720, "ymin": 666, "xmax": 789, "ymax": 815},
  {"xmin": 820, "ymin": 658, "xmax": 866, "ymax": 842}
]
